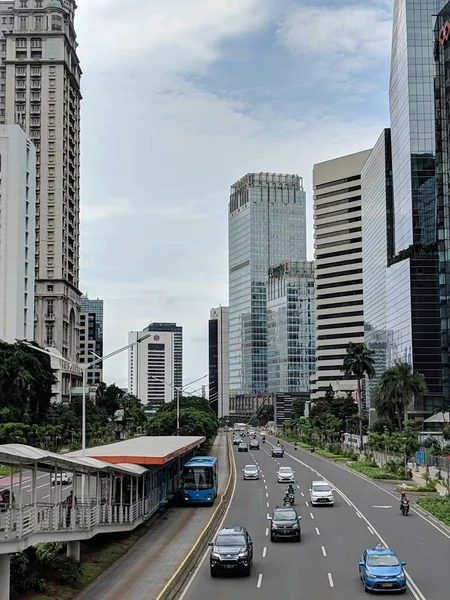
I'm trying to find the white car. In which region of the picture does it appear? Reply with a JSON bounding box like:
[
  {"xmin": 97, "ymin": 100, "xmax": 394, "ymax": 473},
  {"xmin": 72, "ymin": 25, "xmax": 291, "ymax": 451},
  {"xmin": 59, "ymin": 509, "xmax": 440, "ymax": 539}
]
[
  {"xmin": 51, "ymin": 472, "xmax": 72, "ymax": 486},
  {"xmin": 243, "ymin": 465, "xmax": 259, "ymax": 480},
  {"xmin": 277, "ymin": 466, "xmax": 295, "ymax": 483},
  {"xmin": 309, "ymin": 480, "xmax": 334, "ymax": 506}
]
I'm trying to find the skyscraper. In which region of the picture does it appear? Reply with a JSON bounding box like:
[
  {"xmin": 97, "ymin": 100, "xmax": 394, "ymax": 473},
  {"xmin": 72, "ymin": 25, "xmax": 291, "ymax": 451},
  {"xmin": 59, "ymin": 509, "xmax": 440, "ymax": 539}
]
[
  {"xmin": 361, "ymin": 129, "xmax": 394, "ymax": 424},
  {"xmin": 128, "ymin": 322, "xmax": 182, "ymax": 408},
  {"xmin": 79, "ymin": 295, "xmax": 103, "ymax": 385},
  {"xmin": 385, "ymin": 0, "xmax": 443, "ymax": 414},
  {"xmin": 0, "ymin": 0, "xmax": 82, "ymax": 398},
  {"xmin": 267, "ymin": 261, "xmax": 315, "ymax": 393},
  {"xmin": 0, "ymin": 125, "xmax": 36, "ymax": 344},
  {"xmin": 208, "ymin": 306, "xmax": 230, "ymax": 418},
  {"xmin": 228, "ymin": 172, "xmax": 306, "ymax": 397},
  {"xmin": 311, "ymin": 149, "xmax": 372, "ymax": 402}
]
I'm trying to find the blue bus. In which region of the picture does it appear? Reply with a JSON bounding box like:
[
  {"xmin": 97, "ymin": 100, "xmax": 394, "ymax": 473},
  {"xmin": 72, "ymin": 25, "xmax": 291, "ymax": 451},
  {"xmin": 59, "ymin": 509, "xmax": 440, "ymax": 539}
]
[{"xmin": 181, "ymin": 456, "xmax": 218, "ymax": 505}]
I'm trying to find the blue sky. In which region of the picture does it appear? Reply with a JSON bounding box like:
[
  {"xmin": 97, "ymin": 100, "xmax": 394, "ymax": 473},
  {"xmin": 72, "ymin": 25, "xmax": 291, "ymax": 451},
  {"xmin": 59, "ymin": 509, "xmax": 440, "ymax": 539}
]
[{"xmin": 76, "ymin": 0, "xmax": 393, "ymax": 389}]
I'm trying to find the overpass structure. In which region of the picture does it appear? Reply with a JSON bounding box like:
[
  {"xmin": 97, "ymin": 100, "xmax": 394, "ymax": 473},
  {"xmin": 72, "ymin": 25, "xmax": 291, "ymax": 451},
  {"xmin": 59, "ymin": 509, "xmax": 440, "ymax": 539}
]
[{"xmin": 0, "ymin": 435, "xmax": 205, "ymax": 600}]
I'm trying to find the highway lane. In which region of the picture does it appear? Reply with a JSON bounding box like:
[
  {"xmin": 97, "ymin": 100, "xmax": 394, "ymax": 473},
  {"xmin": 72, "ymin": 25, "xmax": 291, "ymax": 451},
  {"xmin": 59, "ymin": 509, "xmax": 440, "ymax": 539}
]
[
  {"xmin": 0, "ymin": 470, "xmax": 72, "ymax": 504},
  {"xmin": 267, "ymin": 435, "xmax": 450, "ymax": 598},
  {"xmin": 181, "ymin": 438, "xmax": 381, "ymax": 600}
]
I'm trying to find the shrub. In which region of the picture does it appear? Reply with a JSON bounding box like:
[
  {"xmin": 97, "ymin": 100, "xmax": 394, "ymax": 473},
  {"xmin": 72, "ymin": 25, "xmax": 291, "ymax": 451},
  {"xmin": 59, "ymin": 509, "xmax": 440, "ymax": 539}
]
[
  {"xmin": 417, "ymin": 497, "xmax": 450, "ymax": 527},
  {"xmin": 10, "ymin": 547, "xmax": 47, "ymax": 597},
  {"xmin": 53, "ymin": 556, "xmax": 81, "ymax": 586}
]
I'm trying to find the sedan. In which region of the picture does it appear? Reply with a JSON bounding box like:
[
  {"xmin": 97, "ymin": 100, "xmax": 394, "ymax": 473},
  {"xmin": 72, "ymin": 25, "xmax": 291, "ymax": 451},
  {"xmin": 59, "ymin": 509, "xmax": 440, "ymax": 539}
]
[
  {"xmin": 272, "ymin": 446, "xmax": 284, "ymax": 458},
  {"xmin": 277, "ymin": 466, "xmax": 295, "ymax": 483},
  {"xmin": 51, "ymin": 472, "xmax": 72, "ymax": 485},
  {"xmin": 359, "ymin": 544, "xmax": 407, "ymax": 593},
  {"xmin": 249, "ymin": 439, "xmax": 259, "ymax": 450},
  {"xmin": 243, "ymin": 465, "xmax": 259, "ymax": 480},
  {"xmin": 268, "ymin": 506, "xmax": 302, "ymax": 542},
  {"xmin": 309, "ymin": 480, "xmax": 334, "ymax": 506},
  {"xmin": 238, "ymin": 442, "xmax": 249, "ymax": 452},
  {"xmin": 232, "ymin": 436, "xmax": 241, "ymax": 445}
]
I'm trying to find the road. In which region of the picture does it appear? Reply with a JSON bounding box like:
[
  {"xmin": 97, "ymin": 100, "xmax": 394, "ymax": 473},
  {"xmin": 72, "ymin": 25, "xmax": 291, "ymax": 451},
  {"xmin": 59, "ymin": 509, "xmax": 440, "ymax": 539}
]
[
  {"xmin": 181, "ymin": 434, "xmax": 450, "ymax": 600},
  {"xmin": 0, "ymin": 470, "xmax": 73, "ymax": 504}
]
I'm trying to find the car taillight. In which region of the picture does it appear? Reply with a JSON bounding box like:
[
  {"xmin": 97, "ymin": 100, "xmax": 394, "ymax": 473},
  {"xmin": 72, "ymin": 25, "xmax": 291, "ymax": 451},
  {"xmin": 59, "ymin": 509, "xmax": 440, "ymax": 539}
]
[{"xmin": 0, "ymin": 495, "xmax": 3, "ymax": 502}]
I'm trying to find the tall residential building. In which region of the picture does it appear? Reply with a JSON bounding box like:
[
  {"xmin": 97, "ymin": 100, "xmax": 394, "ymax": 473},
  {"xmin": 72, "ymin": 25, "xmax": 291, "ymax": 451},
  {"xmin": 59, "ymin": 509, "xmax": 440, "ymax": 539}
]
[
  {"xmin": 128, "ymin": 322, "xmax": 183, "ymax": 408},
  {"xmin": 0, "ymin": 125, "xmax": 35, "ymax": 343},
  {"xmin": 0, "ymin": 0, "xmax": 82, "ymax": 397},
  {"xmin": 228, "ymin": 172, "xmax": 307, "ymax": 397},
  {"xmin": 208, "ymin": 306, "xmax": 230, "ymax": 418},
  {"xmin": 385, "ymin": 0, "xmax": 443, "ymax": 415},
  {"xmin": 79, "ymin": 295, "xmax": 103, "ymax": 385},
  {"xmin": 361, "ymin": 129, "xmax": 394, "ymax": 424},
  {"xmin": 435, "ymin": 4, "xmax": 450, "ymax": 405},
  {"xmin": 267, "ymin": 261, "xmax": 315, "ymax": 393},
  {"xmin": 311, "ymin": 149, "xmax": 372, "ymax": 402}
]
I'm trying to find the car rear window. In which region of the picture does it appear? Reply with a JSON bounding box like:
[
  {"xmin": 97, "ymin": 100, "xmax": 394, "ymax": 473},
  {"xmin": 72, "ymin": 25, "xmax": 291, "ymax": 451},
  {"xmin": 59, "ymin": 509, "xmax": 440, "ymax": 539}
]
[{"xmin": 313, "ymin": 485, "xmax": 330, "ymax": 492}]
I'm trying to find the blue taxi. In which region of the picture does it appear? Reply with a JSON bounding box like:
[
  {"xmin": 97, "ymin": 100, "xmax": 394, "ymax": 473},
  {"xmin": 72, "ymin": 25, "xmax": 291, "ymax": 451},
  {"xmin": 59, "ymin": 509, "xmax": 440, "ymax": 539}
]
[{"xmin": 359, "ymin": 544, "xmax": 407, "ymax": 593}]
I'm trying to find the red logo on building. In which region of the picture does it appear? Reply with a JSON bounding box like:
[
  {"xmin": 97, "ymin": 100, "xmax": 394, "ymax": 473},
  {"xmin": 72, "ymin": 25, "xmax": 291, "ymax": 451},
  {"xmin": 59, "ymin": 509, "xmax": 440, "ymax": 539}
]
[
  {"xmin": 439, "ymin": 20, "xmax": 450, "ymax": 45},
  {"xmin": 154, "ymin": 335, "xmax": 160, "ymax": 341}
]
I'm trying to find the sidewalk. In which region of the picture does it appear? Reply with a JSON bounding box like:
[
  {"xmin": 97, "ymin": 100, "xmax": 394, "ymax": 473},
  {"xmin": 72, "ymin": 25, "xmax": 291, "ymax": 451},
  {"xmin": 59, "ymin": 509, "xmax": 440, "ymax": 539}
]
[{"xmin": 408, "ymin": 463, "xmax": 448, "ymax": 496}]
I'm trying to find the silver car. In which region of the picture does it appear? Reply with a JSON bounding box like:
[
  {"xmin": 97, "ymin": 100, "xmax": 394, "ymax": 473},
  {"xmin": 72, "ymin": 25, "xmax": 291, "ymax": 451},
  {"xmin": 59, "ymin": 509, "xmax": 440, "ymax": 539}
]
[
  {"xmin": 309, "ymin": 480, "xmax": 334, "ymax": 506},
  {"xmin": 243, "ymin": 465, "xmax": 259, "ymax": 480}
]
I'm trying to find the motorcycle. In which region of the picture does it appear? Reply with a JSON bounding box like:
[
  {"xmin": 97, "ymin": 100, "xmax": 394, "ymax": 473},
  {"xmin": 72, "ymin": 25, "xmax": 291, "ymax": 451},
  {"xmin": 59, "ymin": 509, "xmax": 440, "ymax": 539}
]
[
  {"xmin": 283, "ymin": 494, "xmax": 295, "ymax": 507},
  {"xmin": 310, "ymin": 448, "xmax": 315, "ymax": 453},
  {"xmin": 400, "ymin": 500, "xmax": 410, "ymax": 516},
  {"xmin": 294, "ymin": 444, "xmax": 298, "ymax": 451},
  {"xmin": 262, "ymin": 438, "xmax": 266, "ymax": 444}
]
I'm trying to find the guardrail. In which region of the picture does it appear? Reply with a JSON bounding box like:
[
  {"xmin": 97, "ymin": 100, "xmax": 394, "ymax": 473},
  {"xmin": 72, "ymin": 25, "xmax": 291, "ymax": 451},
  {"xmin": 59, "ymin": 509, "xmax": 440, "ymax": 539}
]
[{"xmin": 156, "ymin": 434, "xmax": 235, "ymax": 600}]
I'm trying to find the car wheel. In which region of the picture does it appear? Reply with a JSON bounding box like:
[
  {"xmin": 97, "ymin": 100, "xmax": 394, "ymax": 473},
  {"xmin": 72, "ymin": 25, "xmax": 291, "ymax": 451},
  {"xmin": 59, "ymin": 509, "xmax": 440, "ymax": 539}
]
[
  {"xmin": 210, "ymin": 568, "xmax": 218, "ymax": 578},
  {"xmin": 363, "ymin": 583, "xmax": 370, "ymax": 593},
  {"xmin": 297, "ymin": 533, "xmax": 301, "ymax": 542},
  {"xmin": 270, "ymin": 534, "xmax": 276, "ymax": 542},
  {"xmin": 243, "ymin": 566, "xmax": 251, "ymax": 577}
]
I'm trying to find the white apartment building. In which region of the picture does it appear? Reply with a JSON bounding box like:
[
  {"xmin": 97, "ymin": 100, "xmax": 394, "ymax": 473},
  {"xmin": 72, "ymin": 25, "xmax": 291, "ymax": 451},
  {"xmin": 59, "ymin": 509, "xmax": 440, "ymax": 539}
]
[
  {"xmin": 0, "ymin": 0, "xmax": 82, "ymax": 397},
  {"xmin": 209, "ymin": 306, "xmax": 230, "ymax": 418},
  {"xmin": 128, "ymin": 327, "xmax": 182, "ymax": 408},
  {"xmin": 0, "ymin": 124, "xmax": 35, "ymax": 343},
  {"xmin": 311, "ymin": 149, "xmax": 372, "ymax": 400}
]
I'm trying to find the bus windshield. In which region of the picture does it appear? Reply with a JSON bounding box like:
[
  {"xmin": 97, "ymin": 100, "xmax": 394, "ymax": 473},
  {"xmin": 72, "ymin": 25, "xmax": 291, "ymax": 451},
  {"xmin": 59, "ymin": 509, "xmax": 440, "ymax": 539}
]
[{"xmin": 183, "ymin": 467, "xmax": 214, "ymax": 490}]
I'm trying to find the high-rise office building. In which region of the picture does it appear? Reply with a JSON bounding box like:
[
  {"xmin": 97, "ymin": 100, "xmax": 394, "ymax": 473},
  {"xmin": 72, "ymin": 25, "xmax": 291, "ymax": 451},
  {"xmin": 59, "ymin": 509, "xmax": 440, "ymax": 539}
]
[
  {"xmin": 267, "ymin": 261, "xmax": 315, "ymax": 393},
  {"xmin": 208, "ymin": 306, "xmax": 230, "ymax": 418},
  {"xmin": 0, "ymin": 125, "xmax": 36, "ymax": 344},
  {"xmin": 228, "ymin": 172, "xmax": 306, "ymax": 397},
  {"xmin": 435, "ymin": 4, "xmax": 450, "ymax": 405},
  {"xmin": 311, "ymin": 149, "xmax": 372, "ymax": 402},
  {"xmin": 385, "ymin": 0, "xmax": 443, "ymax": 415},
  {"xmin": 79, "ymin": 295, "xmax": 103, "ymax": 385},
  {"xmin": 128, "ymin": 322, "xmax": 183, "ymax": 408},
  {"xmin": 361, "ymin": 129, "xmax": 394, "ymax": 424},
  {"xmin": 0, "ymin": 0, "xmax": 82, "ymax": 398}
]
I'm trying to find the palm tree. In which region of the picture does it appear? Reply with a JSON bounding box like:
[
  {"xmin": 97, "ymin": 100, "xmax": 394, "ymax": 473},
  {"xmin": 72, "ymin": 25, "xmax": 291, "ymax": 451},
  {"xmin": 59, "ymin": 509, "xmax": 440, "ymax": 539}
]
[
  {"xmin": 375, "ymin": 361, "xmax": 427, "ymax": 429},
  {"xmin": 341, "ymin": 342, "xmax": 376, "ymax": 451}
]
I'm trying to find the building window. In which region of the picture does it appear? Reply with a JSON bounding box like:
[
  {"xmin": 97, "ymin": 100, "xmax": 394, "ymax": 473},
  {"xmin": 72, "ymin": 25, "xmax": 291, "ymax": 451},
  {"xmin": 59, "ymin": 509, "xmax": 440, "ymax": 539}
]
[
  {"xmin": 51, "ymin": 15, "xmax": 62, "ymax": 31},
  {"xmin": 16, "ymin": 38, "xmax": 27, "ymax": 48},
  {"xmin": 45, "ymin": 325, "xmax": 54, "ymax": 345},
  {"xmin": 19, "ymin": 17, "xmax": 27, "ymax": 31},
  {"xmin": 35, "ymin": 16, "xmax": 42, "ymax": 31},
  {"xmin": 20, "ymin": 1, "xmax": 28, "ymax": 8}
]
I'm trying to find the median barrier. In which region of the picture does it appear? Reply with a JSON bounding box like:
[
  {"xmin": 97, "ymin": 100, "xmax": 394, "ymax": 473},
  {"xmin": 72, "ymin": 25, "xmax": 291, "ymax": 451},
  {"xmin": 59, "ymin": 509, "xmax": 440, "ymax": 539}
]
[{"xmin": 156, "ymin": 434, "xmax": 235, "ymax": 600}]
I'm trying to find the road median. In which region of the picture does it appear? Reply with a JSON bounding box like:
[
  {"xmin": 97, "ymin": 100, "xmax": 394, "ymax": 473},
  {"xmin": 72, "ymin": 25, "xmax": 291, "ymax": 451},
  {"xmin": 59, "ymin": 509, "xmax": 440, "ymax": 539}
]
[{"xmin": 156, "ymin": 434, "xmax": 235, "ymax": 600}]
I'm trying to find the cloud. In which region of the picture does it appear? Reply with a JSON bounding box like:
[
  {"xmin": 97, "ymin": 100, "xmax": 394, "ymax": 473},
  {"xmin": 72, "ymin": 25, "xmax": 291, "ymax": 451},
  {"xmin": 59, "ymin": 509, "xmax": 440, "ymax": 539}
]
[{"xmin": 76, "ymin": 0, "xmax": 391, "ymax": 388}]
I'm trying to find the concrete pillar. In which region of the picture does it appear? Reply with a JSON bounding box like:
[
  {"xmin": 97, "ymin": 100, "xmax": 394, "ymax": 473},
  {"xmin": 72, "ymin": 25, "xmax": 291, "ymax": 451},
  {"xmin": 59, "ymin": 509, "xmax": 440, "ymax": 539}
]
[
  {"xmin": 0, "ymin": 554, "xmax": 11, "ymax": 600},
  {"xmin": 67, "ymin": 540, "xmax": 80, "ymax": 563}
]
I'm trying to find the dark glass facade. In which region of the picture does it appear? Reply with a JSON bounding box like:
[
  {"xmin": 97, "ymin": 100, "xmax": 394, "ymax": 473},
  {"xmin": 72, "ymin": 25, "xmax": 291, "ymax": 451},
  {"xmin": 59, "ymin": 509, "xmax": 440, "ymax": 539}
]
[
  {"xmin": 80, "ymin": 296, "xmax": 104, "ymax": 385},
  {"xmin": 435, "ymin": 2, "xmax": 450, "ymax": 403},
  {"xmin": 208, "ymin": 319, "xmax": 219, "ymax": 416},
  {"xmin": 229, "ymin": 173, "xmax": 306, "ymax": 396},
  {"xmin": 361, "ymin": 129, "xmax": 394, "ymax": 419}
]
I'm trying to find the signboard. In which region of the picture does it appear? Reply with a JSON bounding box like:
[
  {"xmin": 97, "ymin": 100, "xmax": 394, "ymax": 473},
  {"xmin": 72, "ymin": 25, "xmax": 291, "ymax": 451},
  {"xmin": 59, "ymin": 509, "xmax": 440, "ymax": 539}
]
[
  {"xmin": 415, "ymin": 450, "xmax": 426, "ymax": 467},
  {"xmin": 439, "ymin": 20, "xmax": 450, "ymax": 45}
]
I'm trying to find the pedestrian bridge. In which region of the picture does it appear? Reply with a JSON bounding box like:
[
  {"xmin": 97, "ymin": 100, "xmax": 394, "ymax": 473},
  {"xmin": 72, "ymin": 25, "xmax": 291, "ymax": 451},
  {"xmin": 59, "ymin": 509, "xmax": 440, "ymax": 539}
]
[{"xmin": 0, "ymin": 435, "xmax": 205, "ymax": 599}]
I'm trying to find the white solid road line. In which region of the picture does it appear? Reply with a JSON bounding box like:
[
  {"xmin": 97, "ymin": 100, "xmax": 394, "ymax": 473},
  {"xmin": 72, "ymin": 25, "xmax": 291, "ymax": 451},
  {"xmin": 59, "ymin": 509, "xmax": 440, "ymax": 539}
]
[
  {"xmin": 367, "ymin": 526, "xmax": 375, "ymax": 535},
  {"xmin": 257, "ymin": 574, "xmax": 263, "ymax": 588},
  {"xmin": 178, "ymin": 444, "xmax": 238, "ymax": 600},
  {"xmin": 356, "ymin": 511, "xmax": 362, "ymax": 518},
  {"xmin": 283, "ymin": 446, "xmax": 428, "ymax": 600},
  {"xmin": 321, "ymin": 546, "xmax": 327, "ymax": 557},
  {"xmin": 315, "ymin": 527, "xmax": 320, "ymax": 536},
  {"xmin": 262, "ymin": 546, "xmax": 267, "ymax": 558},
  {"xmin": 328, "ymin": 573, "xmax": 334, "ymax": 588}
]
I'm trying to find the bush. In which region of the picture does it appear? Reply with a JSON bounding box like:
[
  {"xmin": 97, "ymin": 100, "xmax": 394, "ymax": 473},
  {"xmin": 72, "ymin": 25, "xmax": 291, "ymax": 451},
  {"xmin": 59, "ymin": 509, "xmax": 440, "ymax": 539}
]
[
  {"xmin": 348, "ymin": 460, "xmax": 409, "ymax": 480},
  {"xmin": 53, "ymin": 556, "xmax": 81, "ymax": 586},
  {"xmin": 10, "ymin": 547, "xmax": 47, "ymax": 597},
  {"xmin": 417, "ymin": 497, "xmax": 450, "ymax": 526}
]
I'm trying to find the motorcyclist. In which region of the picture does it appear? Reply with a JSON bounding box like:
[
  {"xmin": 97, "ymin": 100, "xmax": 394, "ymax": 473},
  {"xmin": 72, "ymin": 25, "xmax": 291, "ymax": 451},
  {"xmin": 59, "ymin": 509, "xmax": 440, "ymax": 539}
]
[
  {"xmin": 277, "ymin": 441, "xmax": 281, "ymax": 447},
  {"xmin": 281, "ymin": 444, "xmax": 285, "ymax": 452},
  {"xmin": 262, "ymin": 437, "xmax": 266, "ymax": 443},
  {"xmin": 294, "ymin": 442, "xmax": 298, "ymax": 449},
  {"xmin": 286, "ymin": 484, "xmax": 295, "ymax": 496},
  {"xmin": 400, "ymin": 491, "xmax": 409, "ymax": 511}
]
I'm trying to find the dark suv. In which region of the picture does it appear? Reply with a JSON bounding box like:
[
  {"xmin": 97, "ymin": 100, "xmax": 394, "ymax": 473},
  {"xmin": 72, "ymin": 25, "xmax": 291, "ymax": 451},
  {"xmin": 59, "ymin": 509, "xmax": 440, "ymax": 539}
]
[
  {"xmin": 209, "ymin": 526, "xmax": 253, "ymax": 576},
  {"xmin": 269, "ymin": 506, "xmax": 302, "ymax": 542},
  {"xmin": 0, "ymin": 488, "xmax": 15, "ymax": 512},
  {"xmin": 272, "ymin": 446, "xmax": 284, "ymax": 458}
]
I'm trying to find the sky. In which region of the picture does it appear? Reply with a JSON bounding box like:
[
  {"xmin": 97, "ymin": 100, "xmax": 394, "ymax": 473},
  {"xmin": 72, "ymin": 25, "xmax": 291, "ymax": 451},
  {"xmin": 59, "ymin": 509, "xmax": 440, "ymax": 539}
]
[{"xmin": 76, "ymin": 0, "xmax": 393, "ymax": 390}]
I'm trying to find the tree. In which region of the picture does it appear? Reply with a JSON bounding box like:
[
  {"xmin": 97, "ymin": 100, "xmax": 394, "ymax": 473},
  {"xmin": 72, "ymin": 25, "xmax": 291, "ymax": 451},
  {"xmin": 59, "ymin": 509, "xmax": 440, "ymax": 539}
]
[
  {"xmin": 341, "ymin": 342, "xmax": 375, "ymax": 450},
  {"xmin": 96, "ymin": 383, "xmax": 124, "ymax": 418},
  {"xmin": 292, "ymin": 398, "xmax": 305, "ymax": 419},
  {"xmin": 375, "ymin": 361, "xmax": 427, "ymax": 429},
  {"xmin": 147, "ymin": 395, "xmax": 219, "ymax": 440}
]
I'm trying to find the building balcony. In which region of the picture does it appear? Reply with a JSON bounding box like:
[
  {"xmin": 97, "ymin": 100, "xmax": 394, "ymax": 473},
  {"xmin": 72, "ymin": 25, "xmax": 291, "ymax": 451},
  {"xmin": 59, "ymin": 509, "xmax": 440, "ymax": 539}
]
[{"xmin": 45, "ymin": 313, "xmax": 55, "ymax": 321}]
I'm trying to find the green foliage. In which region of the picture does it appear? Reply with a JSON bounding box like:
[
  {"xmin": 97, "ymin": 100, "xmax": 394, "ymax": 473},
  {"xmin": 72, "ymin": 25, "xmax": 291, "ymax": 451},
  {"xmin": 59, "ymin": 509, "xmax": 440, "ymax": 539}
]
[
  {"xmin": 292, "ymin": 398, "xmax": 305, "ymax": 419},
  {"xmin": 348, "ymin": 460, "xmax": 409, "ymax": 480},
  {"xmin": 0, "ymin": 341, "xmax": 56, "ymax": 424},
  {"xmin": 417, "ymin": 497, "xmax": 450, "ymax": 527},
  {"xmin": 341, "ymin": 342, "xmax": 376, "ymax": 382},
  {"xmin": 147, "ymin": 395, "xmax": 219, "ymax": 439},
  {"xmin": 53, "ymin": 556, "xmax": 81, "ymax": 586},
  {"xmin": 11, "ymin": 546, "xmax": 47, "ymax": 597}
]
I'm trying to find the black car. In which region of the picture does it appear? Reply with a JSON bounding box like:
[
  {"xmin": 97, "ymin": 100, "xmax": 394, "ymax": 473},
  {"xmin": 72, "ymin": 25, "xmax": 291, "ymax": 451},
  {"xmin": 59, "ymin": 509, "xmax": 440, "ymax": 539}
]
[
  {"xmin": 272, "ymin": 446, "xmax": 284, "ymax": 458},
  {"xmin": 209, "ymin": 526, "xmax": 253, "ymax": 577},
  {"xmin": 269, "ymin": 506, "xmax": 302, "ymax": 542},
  {"xmin": 0, "ymin": 488, "xmax": 15, "ymax": 512},
  {"xmin": 249, "ymin": 439, "xmax": 259, "ymax": 450},
  {"xmin": 238, "ymin": 442, "xmax": 249, "ymax": 452}
]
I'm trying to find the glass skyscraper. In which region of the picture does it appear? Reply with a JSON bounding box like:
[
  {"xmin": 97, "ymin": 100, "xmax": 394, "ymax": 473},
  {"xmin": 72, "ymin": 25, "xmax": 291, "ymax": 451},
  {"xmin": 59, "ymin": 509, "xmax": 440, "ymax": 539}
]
[
  {"xmin": 80, "ymin": 295, "xmax": 104, "ymax": 385},
  {"xmin": 384, "ymin": 0, "xmax": 443, "ymax": 410},
  {"xmin": 267, "ymin": 261, "xmax": 315, "ymax": 393},
  {"xmin": 228, "ymin": 173, "xmax": 306, "ymax": 396}
]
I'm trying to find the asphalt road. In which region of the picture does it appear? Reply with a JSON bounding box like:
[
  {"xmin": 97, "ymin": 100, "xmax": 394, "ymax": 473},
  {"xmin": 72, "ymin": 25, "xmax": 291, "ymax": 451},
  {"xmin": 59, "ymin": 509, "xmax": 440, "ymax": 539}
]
[
  {"xmin": 180, "ymin": 434, "xmax": 450, "ymax": 600},
  {"xmin": 0, "ymin": 470, "xmax": 72, "ymax": 504}
]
